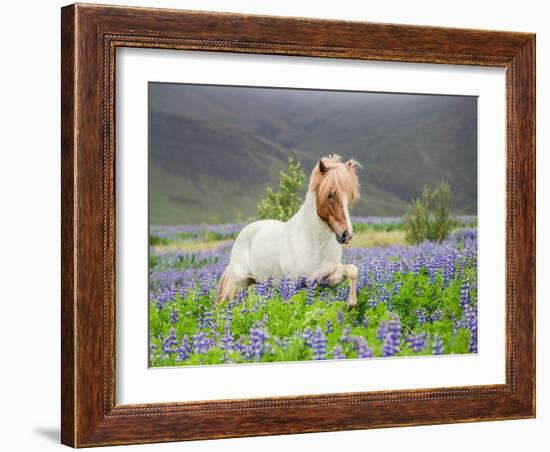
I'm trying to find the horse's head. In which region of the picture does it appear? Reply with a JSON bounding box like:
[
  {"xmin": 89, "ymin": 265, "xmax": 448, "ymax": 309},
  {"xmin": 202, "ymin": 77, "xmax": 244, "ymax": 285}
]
[{"xmin": 309, "ymin": 154, "xmax": 361, "ymax": 244}]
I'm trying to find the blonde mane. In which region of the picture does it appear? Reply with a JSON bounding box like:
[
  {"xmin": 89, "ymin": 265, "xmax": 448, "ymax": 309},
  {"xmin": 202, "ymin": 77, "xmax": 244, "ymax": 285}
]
[{"xmin": 308, "ymin": 154, "xmax": 360, "ymax": 204}]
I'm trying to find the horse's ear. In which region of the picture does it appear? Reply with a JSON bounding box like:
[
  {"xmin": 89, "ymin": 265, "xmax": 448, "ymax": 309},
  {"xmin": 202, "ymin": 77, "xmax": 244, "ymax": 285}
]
[
  {"xmin": 346, "ymin": 159, "xmax": 362, "ymax": 173},
  {"xmin": 319, "ymin": 160, "xmax": 328, "ymax": 175}
]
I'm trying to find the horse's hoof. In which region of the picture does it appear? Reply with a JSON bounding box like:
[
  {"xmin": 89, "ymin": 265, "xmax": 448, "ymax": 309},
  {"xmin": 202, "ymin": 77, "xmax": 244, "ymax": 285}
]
[{"xmin": 347, "ymin": 303, "xmax": 356, "ymax": 311}]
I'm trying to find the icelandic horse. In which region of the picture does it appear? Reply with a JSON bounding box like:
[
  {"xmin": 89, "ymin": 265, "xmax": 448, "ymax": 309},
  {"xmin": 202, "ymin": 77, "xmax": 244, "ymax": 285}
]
[{"xmin": 216, "ymin": 155, "xmax": 360, "ymax": 309}]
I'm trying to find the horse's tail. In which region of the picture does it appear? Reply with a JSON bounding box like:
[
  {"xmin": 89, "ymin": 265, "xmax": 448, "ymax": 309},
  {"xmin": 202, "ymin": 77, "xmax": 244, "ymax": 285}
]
[{"xmin": 216, "ymin": 267, "xmax": 237, "ymax": 305}]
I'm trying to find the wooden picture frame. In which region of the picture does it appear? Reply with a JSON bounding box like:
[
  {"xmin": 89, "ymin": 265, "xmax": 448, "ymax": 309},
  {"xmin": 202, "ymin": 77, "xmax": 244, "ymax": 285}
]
[{"xmin": 61, "ymin": 3, "xmax": 535, "ymax": 447}]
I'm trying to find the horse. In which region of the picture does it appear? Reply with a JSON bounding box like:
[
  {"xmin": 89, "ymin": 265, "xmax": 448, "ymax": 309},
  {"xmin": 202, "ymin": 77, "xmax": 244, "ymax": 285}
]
[{"xmin": 216, "ymin": 154, "xmax": 361, "ymax": 309}]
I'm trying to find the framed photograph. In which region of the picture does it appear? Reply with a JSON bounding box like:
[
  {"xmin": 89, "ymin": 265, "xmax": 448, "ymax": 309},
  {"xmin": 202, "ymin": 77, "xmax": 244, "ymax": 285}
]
[{"xmin": 61, "ymin": 3, "xmax": 535, "ymax": 447}]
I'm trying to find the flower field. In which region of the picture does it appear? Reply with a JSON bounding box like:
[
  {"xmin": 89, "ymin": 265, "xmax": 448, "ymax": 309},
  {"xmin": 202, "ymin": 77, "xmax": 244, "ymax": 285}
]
[{"xmin": 149, "ymin": 217, "xmax": 478, "ymax": 366}]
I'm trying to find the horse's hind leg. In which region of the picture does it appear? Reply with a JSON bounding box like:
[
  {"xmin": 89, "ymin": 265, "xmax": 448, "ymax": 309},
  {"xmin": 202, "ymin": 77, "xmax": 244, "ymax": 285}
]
[{"xmin": 327, "ymin": 263, "xmax": 358, "ymax": 310}]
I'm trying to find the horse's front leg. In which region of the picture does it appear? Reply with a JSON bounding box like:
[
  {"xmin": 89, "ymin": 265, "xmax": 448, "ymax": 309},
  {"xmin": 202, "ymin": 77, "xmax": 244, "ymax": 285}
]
[{"xmin": 327, "ymin": 263, "xmax": 359, "ymax": 310}]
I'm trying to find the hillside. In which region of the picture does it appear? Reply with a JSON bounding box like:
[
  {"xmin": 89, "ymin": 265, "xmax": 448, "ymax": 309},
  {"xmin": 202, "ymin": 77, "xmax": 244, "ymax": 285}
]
[{"xmin": 149, "ymin": 83, "xmax": 477, "ymax": 225}]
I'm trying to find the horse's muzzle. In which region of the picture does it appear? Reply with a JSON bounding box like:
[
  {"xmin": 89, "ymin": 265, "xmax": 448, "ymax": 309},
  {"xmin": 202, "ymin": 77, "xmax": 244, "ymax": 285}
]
[{"xmin": 336, "ymin": 230, "xmax": 352, "ymax": 244}]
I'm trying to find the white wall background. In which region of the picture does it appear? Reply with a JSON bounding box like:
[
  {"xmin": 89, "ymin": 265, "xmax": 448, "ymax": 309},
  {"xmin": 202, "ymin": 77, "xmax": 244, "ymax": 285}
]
[{"xmin": 0, "ymin": 1, "xmax": 545, "ymax": 451}]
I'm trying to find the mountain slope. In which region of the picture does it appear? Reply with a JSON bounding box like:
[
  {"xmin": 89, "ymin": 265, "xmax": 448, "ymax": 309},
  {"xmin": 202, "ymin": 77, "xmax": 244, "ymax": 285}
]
[{"xmin": 149, "ymin": 83, "xmax": 477, "ymax": 224}]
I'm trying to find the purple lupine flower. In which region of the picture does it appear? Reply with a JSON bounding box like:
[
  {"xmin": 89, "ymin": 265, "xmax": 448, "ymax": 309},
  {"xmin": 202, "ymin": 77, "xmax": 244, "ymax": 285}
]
[
  {"xmin": 416, "ymin": 308, "xmax": 428, "ymax": 325},
  {"xmin": 376, "ymin": 286, "xmax": 391, "ymax": 306},
  {"xmin": 155, "ymin": 287, "xmax": 177, "ymax": 310},
  {"xmin": 278, "ymin": 276, "xmax": 295, "ymax": 301},
  {"xmin": 302, "ymin": 327, "xmax": 313, "ymax": 347},
  {"xmin": 249, "ymin": 322, "xmax": 270, "ymax": 360},
  {"xmin": 337, "ymin": 308, "xmax": 345, "ymax": 325},
  {"xmin": 381, "ymin": 333, "xmax": 395, "ymax": 357},
  {"xmin": 381, "ymin": 315, "xmax": 401, "ymax": 357},
  {"xmin": 162, "ymin": 327, "xmax": 178, "ymax": 355},
  {"xmin": 332, "ymin": 345, "xmax": 346, "ymax": 359},
  {"xmin": 232, "ymin": 288, "xmax": 247, "ymax": 307},
  {"xmin": 220, "ymin": 322, "xmax": 234, "ymax": 353},
  {"xmin": 295, "ymin": 277, "xmax": 308, "ymax": 291},
  {"xmin": 170, "ymin": 307, "xmax": 179, "ymax": 325},
  {"xmin": 392, "ymin": 280, "xmax": 403, "ymax": 295},
  {"xmin": 336, "ymin": 286, "xmax": 350, "ymax": 303},
  {"xmin": 376, "ymin": 320, "xmax": 389, "ymax": 342},
  {"xmin": 325, "ymin": 319, "xmax": 334, "ymax": 335},
  {"xmin": 431, "ymin": 309, "xmax": 443, "ymax": 322},
  {"xmin": 407, "ymin": 332, "xmax": 427, "ymax": 353},
  {"xmin": 305, "ymin": 281, "xmax": 317, "ymax": 305},
  {"xmin": 465, "ymin": 304, "xmax": 478, "ymax": 353},
  {"xmin": 340, "ymin": 325, "xmax": 352, "ymax": 343},
  {"xmin": 192, "ymin": 331, "xmax": 211, "ymax": 354},
  {"xmin": 357, "ymin": 337, "xmax": 373, "ymax": 358},
  {"xmin": 312, "ymin": 325, "xmax": 327, "ymax": 360},
  {"xmin": 197, "ymin": 310, "xmax": 214, "ymax": 331},
  {"xmin": 432, "ymin": 334, "xmax": 444, "ymax": 355},
  {"xmin": 255, "ymin": 278, "xmax": 273, "ymax": 299},
  {"xmin": 460, "ymin": 280, "xmax": 470, "ymax": 308},
  {"xmin": 177, "ymin": 335, "xmax": 192, "ymax": 361}
]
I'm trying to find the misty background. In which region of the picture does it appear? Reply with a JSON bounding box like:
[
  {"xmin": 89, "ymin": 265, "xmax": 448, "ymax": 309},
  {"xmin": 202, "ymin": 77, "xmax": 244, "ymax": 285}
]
[{"xmin": 149, "ymin": 83, "xmax": 477, "ymax": 225}]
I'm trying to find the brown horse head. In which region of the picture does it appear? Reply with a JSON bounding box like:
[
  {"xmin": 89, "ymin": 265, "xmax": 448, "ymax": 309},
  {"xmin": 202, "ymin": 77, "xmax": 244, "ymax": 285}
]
[{"xmin": 308, "ymin": 154, "xmax": 361, "ymax": 244}]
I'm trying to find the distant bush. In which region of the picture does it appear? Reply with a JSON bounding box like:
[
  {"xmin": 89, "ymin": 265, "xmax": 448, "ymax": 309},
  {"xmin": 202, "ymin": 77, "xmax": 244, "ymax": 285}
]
[
  {"xmin": 404, "ymin": 181, "xmax": 455, "ymax": 244},
  {"xmin": 257, "ymin": 157, "xmax": 305, "ymax": 222}
]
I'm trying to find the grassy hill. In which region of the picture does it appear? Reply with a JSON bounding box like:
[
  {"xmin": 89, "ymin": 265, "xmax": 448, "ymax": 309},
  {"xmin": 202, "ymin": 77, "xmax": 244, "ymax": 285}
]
[{"xmin": 149, "ymin": 83, "xmax": 477, "ymax": 225}]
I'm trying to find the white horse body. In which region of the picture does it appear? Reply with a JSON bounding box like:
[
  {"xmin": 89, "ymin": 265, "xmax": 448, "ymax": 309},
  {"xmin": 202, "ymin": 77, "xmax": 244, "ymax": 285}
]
[
  {"xmin": 228, "ymin": 192, "xmax": 344, "ymax": 286},
  {"xmin": 216, "ymin": 154, "xmax": 360, "ymax": 308}
]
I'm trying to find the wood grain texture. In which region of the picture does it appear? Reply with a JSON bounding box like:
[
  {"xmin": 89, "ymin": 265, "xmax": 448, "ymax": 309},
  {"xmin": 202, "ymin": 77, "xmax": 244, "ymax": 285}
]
[{"xmin": 60, "ymin": 3, "xmax": 536, "ymax": 447}]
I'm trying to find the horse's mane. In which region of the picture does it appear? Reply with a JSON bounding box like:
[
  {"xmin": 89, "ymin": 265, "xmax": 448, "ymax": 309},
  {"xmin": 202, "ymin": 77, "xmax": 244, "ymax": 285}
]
[{"xmin": 308, "ymin": 154, "xmax": 361, "ymax": 204}]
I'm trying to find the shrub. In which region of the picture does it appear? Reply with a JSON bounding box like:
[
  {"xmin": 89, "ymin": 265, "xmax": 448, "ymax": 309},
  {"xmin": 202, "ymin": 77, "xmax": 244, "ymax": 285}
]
[
  {"xmin": 404, "ymin": 181, "xmax": 455, "ymax": 244},
  {"xmin": 257, "ymin": 157, "xmax": 305, "ymax": 222}
]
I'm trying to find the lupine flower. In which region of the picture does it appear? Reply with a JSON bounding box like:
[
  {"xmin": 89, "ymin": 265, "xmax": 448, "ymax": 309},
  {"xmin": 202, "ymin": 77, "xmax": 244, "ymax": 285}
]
[
  {"xmin": 381, "ymin": 314, "xmax": 401, "ymax": 357},
  {"xmin": 278, "ymin": 276, "xmax": 296, "ymax": 301},
  {"xmin": 220, "ymin": 322, "xmax": 234, "ymax": 353},
  {"xmin": 392, "ymin": 280, "xmax": 403, "ymax": 295},
  {"xmin": 248, "ymin": 322, "xmax": 270, "ymax": 360},
  {"xmin": 197, "ymin": 310, "xmax": 214, "ymax": 331},
  {"xmin": 407, "ymin": 332, "xmax": 427, "ymax": 353},
  {"xmin": 431, "ymin": 309, "xmax": 443, "ymax": 322},
  {"xmin": 170, "ymin": 307, "xmax": 179, "ymax": 324},
  {"xmin": 336, "ymin": 286, "xmax": 350, "ymax": 303},
  {"xmin": 381, "ymin": 333, "xmax": 395, "ymax": 357},
  {"xmin": 460, "ymin": 281, "xmax": 470, "ymax": 308},
  {"xmin": 464, "ymin": 304, "xmax": 478, "ymax": 353},
  {"xmin": 177, "ymin": 335, "xmax": 192, "ymax": 361},
  {"xmin": 325, "ymin": 320, "xmax": 334, "ymax": 335},
  {"xmin": 193, "ymin": 331, "xmax": 211, "ymax": 354},
  {"xmin": 340, "ymin": 325, "xmax": 352, "ymax": 343},
  {"xmin": 332, "ymin": 345, "xmax": 346, "ymax": 359},
  {"xmin": 162, "ymin": 328, "xmax": 179, "ymax": 356},
  {"xmin": 235, "ymin": 288, "xmax": 248, "ymax": 305},
  {"xmin": 357, "ymin": 337, "xmax": 373, "ymax": 358},
  {"xmin": 432, "ymin": 334, "xmax": 444, "ymax": 355},
  {"xmin": 416, "ymin": 308, "xmax": 428, "ymax": 325},
  {"xmin": 312, "ymin": 326, "xmax": 327, "ymax": 360},
  {"xmin": 376, "ymin": 321, "xmax": 389, "ymax": 342},
  {"xmin": 302, "ymin": 327, "xmax": 313, "ymax": 347},
  {"xmin": 255, "ymin": 278, "xmax": 273, "ymax": 299},
  {"xmin": 337, "ymin": 308, "xmax": 345, "ymax": 325},
  {"xmin": 306, "ymin": 281, "xmax": 317, "ymax": 305}
]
